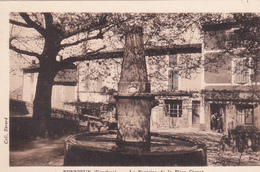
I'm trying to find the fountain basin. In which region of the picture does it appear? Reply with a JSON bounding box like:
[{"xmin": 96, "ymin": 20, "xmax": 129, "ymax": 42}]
[{"xmin": 64, "ymin": 131, "xmax": 207, "ymax": 166}]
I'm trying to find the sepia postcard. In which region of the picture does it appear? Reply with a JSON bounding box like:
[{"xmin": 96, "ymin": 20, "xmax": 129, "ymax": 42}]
[{"xmin": 2, "ymin": 1, "xmax": 260, "ymax": 172}]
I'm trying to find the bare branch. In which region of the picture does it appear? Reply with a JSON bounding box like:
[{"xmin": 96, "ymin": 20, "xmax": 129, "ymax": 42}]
[
  {"xmin": 60, "ymin": 46, "xmax": 120, "ymax": 65},
  {"xmin": 61, "ymin": 32, "xmax": 103, "ymax": 48},
  {"xmin": 60, "ymin": 44, "xmax": 201, "ymax": 68},
  {"xmin": 63, "ymin": 24, "xmax": 103, "ymax": 39},
  {"xmin": 10, "ymin": 43, "xmax": 41, "ymax": 58},
  {"xmin": 10, "ymin": 37, "xmax": 41, "ymax": 58},
  {"xmin": 20, "ymin": 13, "xmax": 46, "ymax": 37},
  {"xmin": 9, "ymin": 19, "xmax": 32, "ymax": 28},
  {"xmin": 62, "ymin": 22, "xmax": 92, "ymax": 38},
  {"xmin": 61, "ymin": 22, "xmax": 117, "ymax": 48},
  {"xmin": 62, "ymin": 14, "xmax": 112, "ymax": 39}
]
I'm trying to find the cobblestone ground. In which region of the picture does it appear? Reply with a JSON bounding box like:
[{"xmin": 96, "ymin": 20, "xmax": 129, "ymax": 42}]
[{"xmin": 153, "ymin": 128, "xmax": 260, "ymax": 166}]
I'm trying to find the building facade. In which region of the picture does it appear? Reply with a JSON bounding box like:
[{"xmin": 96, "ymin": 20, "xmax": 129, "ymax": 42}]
[
  {"xmin": 198, "ymin": 22, "xmax": 260, "ymax": 132},
  {"xmin": 22, "ymin": 63, "xmax": 78, "ymax": 113},
  {"xmin": 20, "ymin": 23, "xmax": 260, "ymax": 132}
]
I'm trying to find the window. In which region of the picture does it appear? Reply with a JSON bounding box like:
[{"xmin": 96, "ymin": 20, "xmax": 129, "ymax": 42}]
[
  {"xmin": 234, "ymin": 58, "xmax": 249, "ymax": 84},
  {"xmin": 96, "ymin": 74, "xmax": 102, "ymax": 92},
  {"xmin": 85, "ymin": 75, "xmax": 103, "ymax": 92},
  {"xmin": 168, "ymin": 70, "xmax": 178, "ymax": 90},
  {"xmin": 236, "ymin": 105, "xmax": 254, "ymax": 125},
  {"xmin": 165, "ymin": 100, "xmax": 182, "ymax": 117}
]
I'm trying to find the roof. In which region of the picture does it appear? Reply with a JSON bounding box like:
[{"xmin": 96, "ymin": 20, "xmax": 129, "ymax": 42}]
[
  {"xmin": 23, "ymin": 62, "xmax": 76, "ymax": 72},
  {"xmin": 10, "ymin": 86, "xmax": 23, "ymax": 100},
  {"xmin": 202, "ymin": 22, "xmax": 237, "ymax": 31},
  {"xmin": 23, "ymin": 64, "xmax": 40, "ymax": 73},
  {"xmin": 145, "ymin": 44, "xmax": 201, "ymax": 56},
  {"xmin": 54, "ymin": 69, "xmax": 77, "ymax": 85},
  {"xmin": 23, "ymin": 64, "xmax": 77, "ymax": 85}
]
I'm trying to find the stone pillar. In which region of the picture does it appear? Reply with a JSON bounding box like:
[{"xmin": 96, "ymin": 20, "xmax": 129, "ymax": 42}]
[
  {"xmin": 199, "ymin": 96, "xmax": 206, "ymax": 131},
  {"xmin": 182, "ymin": 99, "xmax": 188, "ymax": 127},
  {"xmin": 187, "ymin": 100, "xmax": 193, "ymax": 127},
  {"xmin": 115, "ymin": 26, "xmax": 154, "ymax": 151}
]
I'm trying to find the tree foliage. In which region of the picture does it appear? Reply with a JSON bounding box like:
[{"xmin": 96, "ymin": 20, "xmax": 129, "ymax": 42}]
[{"xmin": 11, "ymin": 12, "xmax": 243, "ymax": 137}]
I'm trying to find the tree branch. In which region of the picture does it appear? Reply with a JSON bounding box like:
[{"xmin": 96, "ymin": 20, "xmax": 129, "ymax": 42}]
[
  {"xmin": 61, "ymin": 22, "xmax": 117, "ymax": 48},
  {"xmin": 9, "ymin": 19, "xmax": 32, "ymax": 28},
  {"xmin": 63, "ymin": 24, "xmax": 102, "ymax": 39},
  {"xmin": 10, "ymin": 43, "xmax": 41, "ymax": 58},
  {"xmin": 61, "ymin": 46, "xmax": 121, "ymax": 65},
  {"xmin": 43, "ymin": 13, "xmax": 53, "ymax": 29},
  {"xmin": 19, "ymin": 13, "xmax": 46, "ymax": 37},
  {"xmin": 62, "ymin": 14, "xmax": 111, "ymax": 39},
  {"xmin": 61, "ymin": 32, "xmax": 103, "ymax": 48},
  {"xmin": 59, "ymin": 44, "xmax": 202, "ymax": 68}
]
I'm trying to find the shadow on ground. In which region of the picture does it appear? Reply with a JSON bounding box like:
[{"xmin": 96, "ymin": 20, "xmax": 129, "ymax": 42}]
[
  {"xmin": 10, "ymin": 116, "xmax": 260, "ymax": 166},
  {"xmin": 10, "ymin": 113, "xmax": 80, "ymax": 166},
  {"xmin": 155, "ymin": 129, "xmax": 260, "ymax": 166}
]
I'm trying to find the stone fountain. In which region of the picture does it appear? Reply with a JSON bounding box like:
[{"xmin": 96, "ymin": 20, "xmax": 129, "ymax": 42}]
[{"xmin": 64, "ymin": 26, "xmax": 207, "ymax": 166}]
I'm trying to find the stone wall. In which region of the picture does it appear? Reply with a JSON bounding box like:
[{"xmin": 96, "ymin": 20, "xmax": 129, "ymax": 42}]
[
  {"xmin": 10, "ymin": 99, "xmax": 33, "ymax": 115},
  {"xmin": 254, "ymin": 105, "xmax": 260, "ymax": 129},
  {"xmin": 150, "ymin": 96, "xmax": 194, "ymax": 129},
  {"xmin": 225, "ymin": 104, "xmax": 237, "ymax": 130},
  {"xmin": 203, "ymin": 101, "xmax": 260, "ymax": 132},
  {"xmin": 9, "ymin": 99, "xmax": 77, "ymax": 119}
]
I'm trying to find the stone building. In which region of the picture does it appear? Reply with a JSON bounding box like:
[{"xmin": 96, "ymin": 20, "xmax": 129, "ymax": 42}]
[
  {"xmin": 199, "ymin": 22, "xmax": 260, "ymax": 131},
  {"xmin": 20, "ymin": 22, "xmax": 260, "ymax": 132},
  {"xmin": 22, "ymin": 62, "xmax": 78, "ymax": 113}
]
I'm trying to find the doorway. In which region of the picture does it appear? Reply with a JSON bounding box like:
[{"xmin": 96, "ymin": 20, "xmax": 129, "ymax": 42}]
[
  {"xmin": 192, "ymin": 101, "xmax": 200, "ymax": 127},
  {"xmin": 210, "ymin": 103, "xmax": 226, "ymax": 131}
]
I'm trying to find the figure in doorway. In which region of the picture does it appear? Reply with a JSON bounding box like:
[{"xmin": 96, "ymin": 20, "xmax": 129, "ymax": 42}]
[
  {"xmin": 216, "ymin": 113, "xmax": 223, "ymax": 133},
  {"xmin": 211, "ymin": 112, "xmax": 217, "ymax": 131}
]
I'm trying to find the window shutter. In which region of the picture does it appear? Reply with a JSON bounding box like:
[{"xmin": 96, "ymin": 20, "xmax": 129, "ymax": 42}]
[
  {"xmin": 242, "ymin": 60, "xmax": 248, "ymax": 83},
  {"xmin": 96, "ymin": 75, "xmax": 102, "ymax": 92},
  {"xmin": 235, "ymin": 60, "xmax": 241, "ymax": 83},
  {"xmin": 168, "ymin": 70, "xmax": 173, "ymax": 90},
  {"xmin": 173, "ymin": 71, "xmax": 178, "ymax": 90},
  {"xmin": 234, "ymin": 58, "xmax": 249, "ymax": 84}
]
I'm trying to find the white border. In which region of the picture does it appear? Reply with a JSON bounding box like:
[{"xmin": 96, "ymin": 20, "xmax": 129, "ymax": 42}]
[{"xmin": 2, "ymin": 1, "xmax": 260, "ymax": 172}]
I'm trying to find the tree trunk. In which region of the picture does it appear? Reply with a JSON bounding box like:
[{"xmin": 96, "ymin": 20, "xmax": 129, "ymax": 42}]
[
  {"xmin": 31, "ymin": 28, "xmax": 62, "ymax": 138},
  {"xmin": 32, "ymin": 62, "xmax": 57, "ymax": 138}
]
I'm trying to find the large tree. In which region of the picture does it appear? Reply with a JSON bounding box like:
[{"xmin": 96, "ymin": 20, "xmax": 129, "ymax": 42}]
[
  {"xmin": 10, "ymin": 13, "xmax": 121, "ymax": 137},
  {"xmin": 10, "ymin": 12, "xmax": 204, "ymax": 137}
]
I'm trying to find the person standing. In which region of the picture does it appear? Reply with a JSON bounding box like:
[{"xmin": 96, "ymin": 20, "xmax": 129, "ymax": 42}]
[
  {"xmin": 217, "ymin": 113, "xmax": 223, "ymax": 133},
  {"xmin": 211, "ymin": 112, "xmax": 217, "ymax": 131}
]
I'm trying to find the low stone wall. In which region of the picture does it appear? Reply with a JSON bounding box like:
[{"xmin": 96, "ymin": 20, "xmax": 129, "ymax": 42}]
[
  {"xmin": 9, "ymin": 99, "xmax": 117, "ymax": 132},
  {"xmin": 51, "ymin": 108, "xmax": 78, "ymax": 120},
  {"xmin": 10, "ymin": 99, "xmax": 78, "ymax": 119},
  {"xmin": 10, "ymin": 98, "xmax": 33, "ymax": 115}
]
